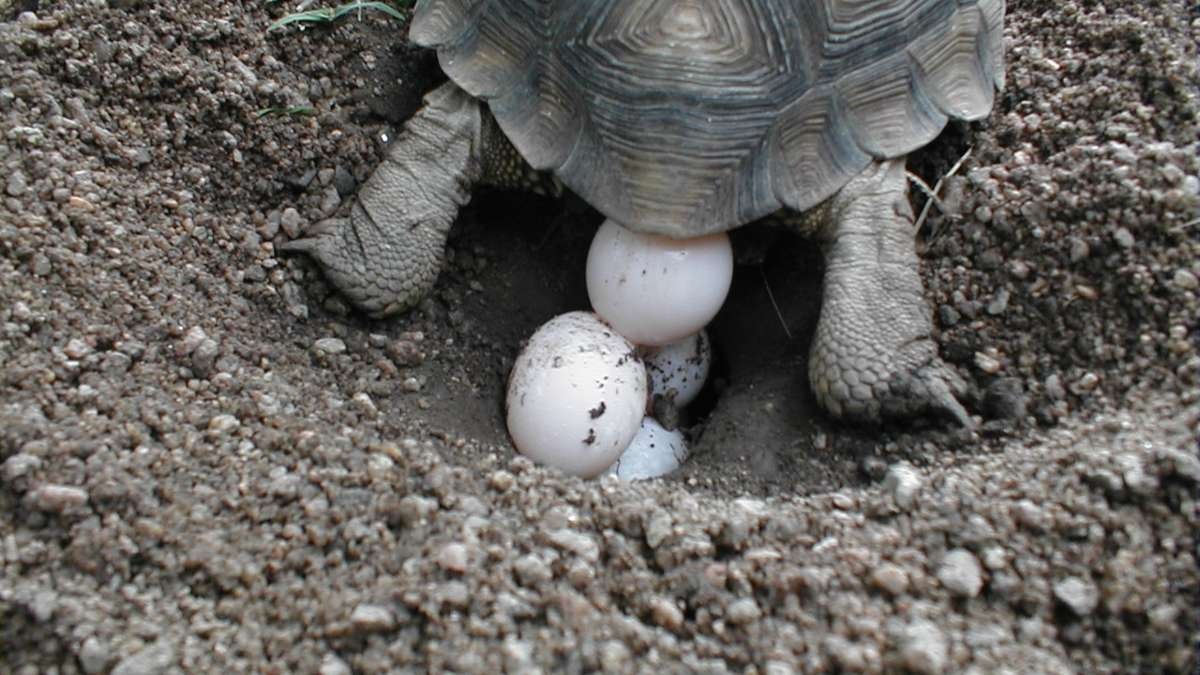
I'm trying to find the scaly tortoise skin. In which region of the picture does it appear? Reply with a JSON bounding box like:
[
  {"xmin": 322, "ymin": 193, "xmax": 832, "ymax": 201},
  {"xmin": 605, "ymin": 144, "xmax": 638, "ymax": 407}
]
[{"xmin": 284, "ymin": 0, "xmax": 1006, "ymax": 426}]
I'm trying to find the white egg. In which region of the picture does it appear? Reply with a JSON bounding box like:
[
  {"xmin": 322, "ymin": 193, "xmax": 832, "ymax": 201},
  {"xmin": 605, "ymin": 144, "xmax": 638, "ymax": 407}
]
[
  {"xmin": 604, "ymin": 417, "xmax": 688, "ymax": 481},
  {"xmin": 506, "ymin": 311, "xmax": 648, "ymax": 478},
  {"xmin": 644, "ymin": 330, "xmax": 712, "ymax": 408},
  {"xmin": 586, "ymin": 219, "xmax": 733, "ymax": 346}
]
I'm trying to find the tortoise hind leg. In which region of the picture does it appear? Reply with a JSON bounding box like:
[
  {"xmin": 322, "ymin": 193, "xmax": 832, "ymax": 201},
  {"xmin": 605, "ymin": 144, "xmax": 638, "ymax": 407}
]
[
  {"xmin": 280, "ymin": 82, "xmax": 537, "ymax": 318},
  {"xmin": 807, "ymin": 160, "xmax": 974, "ymax": 427}
]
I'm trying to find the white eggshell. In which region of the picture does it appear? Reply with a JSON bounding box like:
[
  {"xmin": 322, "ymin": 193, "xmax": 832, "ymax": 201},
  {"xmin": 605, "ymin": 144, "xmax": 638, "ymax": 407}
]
[
  {"xmin": 644, "ymin": 330, "xmax": 712, "ymax": 408},
  {"xmin": 506, "ymin": 312, "xmax": 648, "ymax": 478},
  {"xmin": 605, "ymin": 417, "xmax": 688, "ymax": 481},
  {"xmin": 586, "ymin": 219, "xmax": 732, "ymax": 346}
]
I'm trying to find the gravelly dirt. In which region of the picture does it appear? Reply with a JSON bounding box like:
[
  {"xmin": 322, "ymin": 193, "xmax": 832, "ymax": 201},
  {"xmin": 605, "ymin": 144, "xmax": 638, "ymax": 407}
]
[{"xmin": 1, "ymin": 1, "xmax": 1197, "ymax": 673}]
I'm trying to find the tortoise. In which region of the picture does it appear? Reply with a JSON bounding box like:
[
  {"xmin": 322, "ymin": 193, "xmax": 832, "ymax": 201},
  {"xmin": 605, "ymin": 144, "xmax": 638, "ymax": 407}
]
[{"xmin": 283, "ymin": 0, "xmax": 1006, "ymax": 426}]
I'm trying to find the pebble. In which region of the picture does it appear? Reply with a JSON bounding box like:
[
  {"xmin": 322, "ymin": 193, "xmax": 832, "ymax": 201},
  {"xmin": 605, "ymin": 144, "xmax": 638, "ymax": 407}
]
[
  {"xmin": 1172, "ymin": 269, "xmax": 1198, "ymax": 290},
  {"xmin": 1068, "ymin": 237, "xmax": 1090, "ymax": 262},
  {"xmin": 974, "ymin": 351, "xmax": 1002, "ymax": 374},
  {"xmin": 649, "ymin": 597, "xmax": 683, "ymax": 632},
  {"xmin": 883, "ymin": 463, "xmax": 922, "ymax": 510},
  {"xmin": 726, "ymin": 598, "xmax": 762, "ymax": 624},
  {"xmin": 1073, "ymin": 372, "xmax": 1100, "ymax": 393},
  {"xmin": 870, "ymin": 562, "xmax": 910, "ymax": 596},
  {"xmin": 937, "ymin": 549, "xmax": 984, "ymax": 598},
  {"xmin": 1054, "ymin": 577, "xmax": 1099, "ymax": 616},
  {"xmin": 5, "ymin": 169, "xmax": 31, "ymax": 197},
  {"xmin": 349, "ymin": 603, "xmax": 396, "ymax": 632},
  {"xmin": 177, "ymin": 326, "xmax": 209, "ymax": 357},
  {"xmin": 513, "ymin": 554, "xmax": 552, "ymax": 585},
  {"xmin": 207, "ymin": 414, "xmax": 240, "ymax": 434},
  {"xmin": 437, "ymin": 543, "xmax": 469, "ymax": 573},
  {"xmin": 191, "ymin": 338, "xmax": 219, "ymax": 377},
  {"xmin": 1044, "ymin": 374, "xmax": 1066, "ymax": 400},
  {"xmin": 318, "ymin": 654, "xmax": 352, "ymax": 675},
  {"xmin": 3, "ymin": 453, "xmax": 42, "ymax": 481},
  {"xmin": 313, "ymin": 337, "xmax": 347, "ymax": 356},
  {"xmin": 1113, "ymin": 227, "xmax": 1135, "ymax": 249},
  {"xmin": 280, "ymin": 207, "xmax": 303, "ymax": 238},
  {"xmin": 26, "ymin": 484, "xmax": 89, "ymax": 513},
  {"xmin": 64, "ymin": 338, "xmax": 93, "ymax": 359},
  {"xmin": 111, "ymin": 641, "xmax": 175, "ymax": 675},
  {"xmin": 986, "ymin": 288, "xmax": 1010, "ymax": 315},
  {"xmin": 79, "ymin": 636, "xmax": 111, "ymax": 674},
  {"xmin": 899, "ymin": 619, "xmax": 948, "ymax": 675}
]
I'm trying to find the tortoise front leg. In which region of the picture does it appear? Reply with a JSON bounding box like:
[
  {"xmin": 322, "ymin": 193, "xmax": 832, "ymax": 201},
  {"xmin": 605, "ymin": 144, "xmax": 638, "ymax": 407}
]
[
  {"xmin": 281, "ymin": 82, "xmax": 533, "ymax": 318},
  {"xmin": 807, "ymin": 160, "xmax": 973, "ymax": 427}
]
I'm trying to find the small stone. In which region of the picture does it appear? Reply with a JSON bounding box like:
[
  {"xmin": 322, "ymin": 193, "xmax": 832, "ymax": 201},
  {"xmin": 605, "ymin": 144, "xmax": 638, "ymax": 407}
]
[
  {"xmin": 350, "ymin": 603, "xmax": 396, "ymax": 632},
  {"xmin": 207, "ymin": 414, "xmax": 240, "ymax": 434},
  {"xmin": 177, "ymin": 326, "xmax": 208, "ymax": 357},
  {"xmin": 489, "ymin": 470, "xmax": 515, "ymax": 492},
  {"xmin": 387, "ymin": 338, "xmax": 425, "ymax": 366},
  {"xmin": 3, "ymin": 453, "xmax": 42, "ymax": 481},
  {"xmin": 1072, "ymin": 372, "xmax": 1100, "ymax": 393},
  {"xmin": 6, "ymin": 171, "xmax": 28, "ymax": 196},
  {"xmin": 191, "ymin": 338, "xmax": 219, "ymax": 378},
  {"xmin": 26, "ymin": 484, "xmax": 89, "ymax": 513},
  {"xmin": 1054, "ymin": 577, "xmax": 1099, "ymax": 616},
  {"xmin": 545, "ymin": 529, "xmax": 599, "ymax": 563},
  {"xmin": 1172, "ymin": 269, "xmax": 1198, "ymax": 290},
  {"xmin": 64, "ymin": 338, "xmax": 93, "ymax": 359},
  {"xmin": 937, "ymin": 549, "xmax": 984, "ymax": 598},
  {"xmin": 280, "ymin": 207, "xmax": 304, "ymax": 238},
  {"xmin": 437, "ymin": 543, "xmax": 469, "ymax": 573},
  {"xmin": 974, "ymin": 351, "xmax": 1002, "ymax": 374},
  {"xmin": 1113, "ymin": 227, "xmax": 1135, "ymax": 249},
  {"xmin": 645, "ymin": 509, "xmax": 673, "ymax": 548},
  {"xmin": 1068, "ymin": 238, "xmax": 1089, "ymax": 263},
  {"xmin": 1007, "ymin": 260, "xmax": 1031, "ymax": 280},
  {"xmin": 899, "ymin": 619, "xmax": 948, "ymax": 675},
  {"xmin": 352, "ymin": 392, "xmax": 378, "ymax": 418},
  {"xmin": 79, "ymin": 636, "xmax": 111, "ymax": 674},
  {"xmin": 318, "ymin": 654, "xmax": 351, "ymax": 675},
  {"xmin": 401, "ymin": 377, "xmax": 422, "ymax": 392},
  {"xmin": 513, "ymin": 554, "xmax": 552, "ymax": 585},
  {"xmin": 1044, "ymin": 374, "xmax": 1066, "ymax": 401},
  {"xmin": 313, "ymin": 338, "xmax": 346, "ymax": 356},
  {"xmin": 982, "ymin": 377, "xmax": 1026, "ymax": 420},
  {"xmin": 437, "ymin": 581, "xmax": 470, "ymax": 608},
  {"xmin": 986, "ymin": 288, "xmax": 1010, "ymax": 315},
  {"xmin": 649, "ymin": 597, "xmax": 683, "ymax": 631},
  {"xmin": 30, "ymin": 589, "xmax": 57, "ymax": 621},
  {"xmin": 111, "ymin": 641, "xmax": 175, "ymax": 675},
  {"xmin": 726, "ymin": 598, "xmax": 762, "ymax": 624},
  {"xmin": 870, "ymin": 562, "xmax": 910, "ymax": 596},
  {"xmin": 599, "ymin": 640, "xmax": 631, "ymax": 672},
  {"xmin": 883, "ymin": 463, "xmax": 922, "ymax": 510}
]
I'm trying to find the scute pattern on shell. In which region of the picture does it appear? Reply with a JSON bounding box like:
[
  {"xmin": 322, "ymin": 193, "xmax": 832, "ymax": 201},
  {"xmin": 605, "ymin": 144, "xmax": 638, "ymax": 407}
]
[{"xmin": 411, "ymin": 0, "xmax": 1005, "ymax": 237}]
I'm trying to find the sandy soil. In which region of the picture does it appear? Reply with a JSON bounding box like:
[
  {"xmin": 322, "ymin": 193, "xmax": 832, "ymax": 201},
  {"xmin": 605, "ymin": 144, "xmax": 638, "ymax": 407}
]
[{"xmin": 1, "ymin": 1, "xmax": 1197, "ymax": 672}]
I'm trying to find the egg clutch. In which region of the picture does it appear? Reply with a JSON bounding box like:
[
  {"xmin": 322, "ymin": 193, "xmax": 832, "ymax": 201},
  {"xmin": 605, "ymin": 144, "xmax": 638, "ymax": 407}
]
[{"xmin": 505, "ymin": 220, "xmax": 731, "ymax": 481}]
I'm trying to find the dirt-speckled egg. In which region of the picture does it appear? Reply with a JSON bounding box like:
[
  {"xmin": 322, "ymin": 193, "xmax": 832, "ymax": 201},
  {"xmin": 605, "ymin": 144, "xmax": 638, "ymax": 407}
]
[
  {"xmin": 644, "ymin": 330, "xmax": 712, "ymax": 408},
  {"xmin": 506, "ymin": 312, "xmax": 649, "ymax": 478}
]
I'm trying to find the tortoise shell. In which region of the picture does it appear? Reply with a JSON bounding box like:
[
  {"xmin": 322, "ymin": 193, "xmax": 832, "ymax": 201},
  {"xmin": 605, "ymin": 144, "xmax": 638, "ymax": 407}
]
[{"xmin": 410, "ymin": 0, "xmax": 1005, "ymax": 238}]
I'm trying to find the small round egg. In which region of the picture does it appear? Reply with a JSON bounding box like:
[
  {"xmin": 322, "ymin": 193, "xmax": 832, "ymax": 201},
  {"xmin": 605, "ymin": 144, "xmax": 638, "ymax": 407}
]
[
  {"xmin": 506, "ymin": 311, "xmax": 648, "ymax": 478},
  {"xmin": 644, "ymin": 330, "xmax": 712, "ymax": 409},
  {"xmin": 604, "ymin": 417, "xmax": 689, "ymax": 481},
  {"xmin": 586, "ymin": 219, "xmax": 733, "ymax": 346}
]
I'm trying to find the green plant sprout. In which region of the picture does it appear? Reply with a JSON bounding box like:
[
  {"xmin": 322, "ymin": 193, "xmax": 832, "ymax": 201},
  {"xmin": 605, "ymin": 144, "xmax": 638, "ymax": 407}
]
[{"xmin": 268, "ymin": 1, "xmax": 408, "ymax": 32}]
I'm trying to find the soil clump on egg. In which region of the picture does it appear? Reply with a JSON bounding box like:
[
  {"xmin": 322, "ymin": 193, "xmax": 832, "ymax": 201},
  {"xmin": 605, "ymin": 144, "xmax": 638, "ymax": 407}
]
[{"xmin": 0, "ymin": 1, "xmax": 1196, "ymax": 673}]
